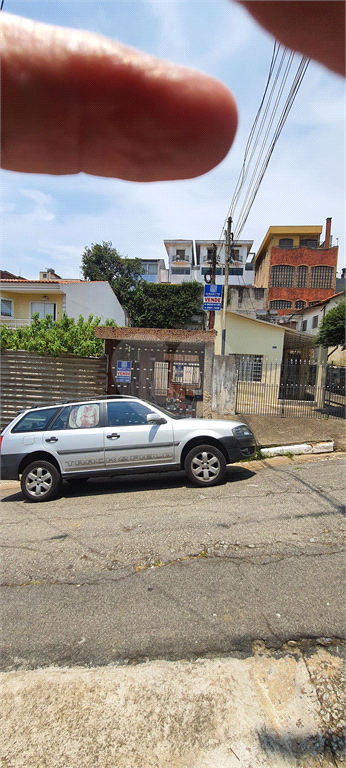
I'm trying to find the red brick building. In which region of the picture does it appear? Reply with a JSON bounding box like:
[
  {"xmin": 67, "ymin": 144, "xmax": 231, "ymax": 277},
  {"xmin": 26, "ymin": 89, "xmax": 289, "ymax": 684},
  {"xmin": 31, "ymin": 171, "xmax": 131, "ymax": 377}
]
[{"xmin": 254, "ymin": 219, "xmax": 338, "ymax": 316}]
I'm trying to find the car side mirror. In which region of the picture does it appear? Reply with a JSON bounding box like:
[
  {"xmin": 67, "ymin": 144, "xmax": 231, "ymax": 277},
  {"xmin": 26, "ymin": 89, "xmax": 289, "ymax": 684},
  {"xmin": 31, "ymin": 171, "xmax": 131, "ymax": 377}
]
[{"xmin": 147, "ymin": 413, "xmax": 167, "ymax": 425}]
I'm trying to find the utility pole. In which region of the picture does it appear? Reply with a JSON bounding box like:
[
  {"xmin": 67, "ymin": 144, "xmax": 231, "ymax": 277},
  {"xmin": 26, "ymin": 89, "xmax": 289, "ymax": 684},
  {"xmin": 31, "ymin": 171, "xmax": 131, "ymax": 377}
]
[
  {"xmin": 221, "ymin": 217, "xmax": 232, "ymax": 355},
  {"xmin": 208, "ymin": 244, "xmax": 217, "ymax": 330}
]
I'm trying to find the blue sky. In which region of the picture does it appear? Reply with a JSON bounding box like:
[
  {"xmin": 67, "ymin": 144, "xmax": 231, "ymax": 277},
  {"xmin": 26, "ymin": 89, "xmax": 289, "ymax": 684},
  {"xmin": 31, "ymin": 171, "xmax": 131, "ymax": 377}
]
[{"xmin": 1, "ymin": 0, "xmax": 345, "ymax": 278}]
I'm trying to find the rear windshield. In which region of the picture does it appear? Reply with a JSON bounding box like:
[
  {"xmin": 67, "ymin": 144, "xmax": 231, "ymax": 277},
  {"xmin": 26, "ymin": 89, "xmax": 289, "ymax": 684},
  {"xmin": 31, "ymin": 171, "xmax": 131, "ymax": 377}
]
[{"xmin": 11, "ymin": 407, "xmax": 60, "ymax": 433}]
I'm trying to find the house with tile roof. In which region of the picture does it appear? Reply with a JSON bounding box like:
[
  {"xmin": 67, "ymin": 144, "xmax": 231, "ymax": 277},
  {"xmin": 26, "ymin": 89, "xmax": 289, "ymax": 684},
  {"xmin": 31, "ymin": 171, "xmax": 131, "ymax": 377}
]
[{"xmin": 0, "ymin": 269, "xmax": 125, "ymax": 328}]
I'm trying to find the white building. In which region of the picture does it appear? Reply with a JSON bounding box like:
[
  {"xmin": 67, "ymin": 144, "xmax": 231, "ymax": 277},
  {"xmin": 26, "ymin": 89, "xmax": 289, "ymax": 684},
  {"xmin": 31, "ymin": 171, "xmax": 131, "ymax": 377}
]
[{"xmin": 163, "ymin": 239, "xmax": 255, "ymax": 286}]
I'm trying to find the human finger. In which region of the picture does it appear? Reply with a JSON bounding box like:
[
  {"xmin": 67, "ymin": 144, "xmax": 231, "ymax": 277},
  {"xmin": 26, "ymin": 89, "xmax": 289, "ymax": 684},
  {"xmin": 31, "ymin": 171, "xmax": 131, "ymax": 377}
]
[
  {"xmin": 1, "ymin": 12, "xmax": 238, "ymax": 181},
  {"xmin": 238, "ymin": 1, "xmax": 345, "ymax": 76}
]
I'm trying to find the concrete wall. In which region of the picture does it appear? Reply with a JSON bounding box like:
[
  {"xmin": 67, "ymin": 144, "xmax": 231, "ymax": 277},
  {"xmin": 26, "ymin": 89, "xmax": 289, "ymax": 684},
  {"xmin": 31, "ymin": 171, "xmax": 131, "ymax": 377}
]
[
  {"xmin": 211, "ymin": 355, "xmax": 238, "ymax": 416},
  {"xmin": 63, "ymin": 283, "xmax": 125, "ymax": 325}
]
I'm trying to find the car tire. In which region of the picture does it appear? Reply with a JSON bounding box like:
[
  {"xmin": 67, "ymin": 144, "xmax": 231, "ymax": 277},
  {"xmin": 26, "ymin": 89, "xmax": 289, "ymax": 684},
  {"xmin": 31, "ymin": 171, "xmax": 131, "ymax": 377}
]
[
  {"xmin": 184, "ymin": 444, "xmax": 227, "ymax": 487},
  {"xmin": 21, "ymin": 460, "xmax": 62, "ymax": 502}
]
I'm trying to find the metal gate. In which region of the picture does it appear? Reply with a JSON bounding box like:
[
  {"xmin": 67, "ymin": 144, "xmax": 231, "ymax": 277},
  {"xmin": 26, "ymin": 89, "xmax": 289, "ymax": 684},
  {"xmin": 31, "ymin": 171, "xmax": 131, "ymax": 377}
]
[
  {"xmin": 235, "ymin": 357, "xmax": 345, "ymax": 419},
  {"xmin": 107, "ymin": 340, "xmax": 204, "ymax": 417}
]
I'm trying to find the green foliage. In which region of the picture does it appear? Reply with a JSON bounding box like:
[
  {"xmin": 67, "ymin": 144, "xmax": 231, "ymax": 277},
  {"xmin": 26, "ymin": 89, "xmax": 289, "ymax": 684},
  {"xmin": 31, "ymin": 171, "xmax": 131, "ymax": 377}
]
[
  {"xmin": 314, "ymin": 300, "xmax": 345, "ymax": 348},
  {"xmin": 81, "ymin": 241, "xmax": 143, "ymax": 311},
  {"xmin": 0, "ymin": 313, "xmax": 114, "ymax": 357},
  {"xmin": 126, "ymin": 281, "xmax": 204, "ymax": 328}
]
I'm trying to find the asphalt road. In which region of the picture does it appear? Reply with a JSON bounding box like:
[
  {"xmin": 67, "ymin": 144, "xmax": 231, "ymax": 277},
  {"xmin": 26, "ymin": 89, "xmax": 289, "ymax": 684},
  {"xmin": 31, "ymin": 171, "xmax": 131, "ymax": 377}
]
[{"xmin": 1, "ymin": 454, "xmax": 345, "ymax": 669}]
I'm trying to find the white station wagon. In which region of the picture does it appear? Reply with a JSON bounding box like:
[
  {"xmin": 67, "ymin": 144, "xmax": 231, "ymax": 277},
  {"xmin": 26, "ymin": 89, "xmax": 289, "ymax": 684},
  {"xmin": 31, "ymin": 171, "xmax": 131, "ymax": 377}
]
[{"xmin": 0, "ymin": 396, "xmax": 256, "ymax": 501}]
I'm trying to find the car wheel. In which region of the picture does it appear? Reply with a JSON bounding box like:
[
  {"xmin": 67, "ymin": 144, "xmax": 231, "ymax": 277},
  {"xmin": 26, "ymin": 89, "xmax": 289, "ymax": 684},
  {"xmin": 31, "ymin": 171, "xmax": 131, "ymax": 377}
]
[
  {"xmin": 21, "ymin": 460, "xmax": 62, "ymax": 502},
  {"xmin": 184, "ymin": 444, "xmax": 226, "ymax": 487}
]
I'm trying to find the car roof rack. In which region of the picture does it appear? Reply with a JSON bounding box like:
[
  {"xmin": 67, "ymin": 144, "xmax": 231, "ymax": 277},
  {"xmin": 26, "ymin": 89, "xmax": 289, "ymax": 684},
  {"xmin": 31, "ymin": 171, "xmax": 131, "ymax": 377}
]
[{"xmin": 27, "ymin": 395, "xmax": 139, "ymax": 410}]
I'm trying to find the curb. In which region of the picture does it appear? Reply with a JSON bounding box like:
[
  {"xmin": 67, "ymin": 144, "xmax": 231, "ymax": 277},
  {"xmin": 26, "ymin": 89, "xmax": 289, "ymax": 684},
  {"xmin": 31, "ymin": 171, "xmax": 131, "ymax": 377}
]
[{"xmin": 260, "ymin": 441, "xmax": 334, "ymax": 458}]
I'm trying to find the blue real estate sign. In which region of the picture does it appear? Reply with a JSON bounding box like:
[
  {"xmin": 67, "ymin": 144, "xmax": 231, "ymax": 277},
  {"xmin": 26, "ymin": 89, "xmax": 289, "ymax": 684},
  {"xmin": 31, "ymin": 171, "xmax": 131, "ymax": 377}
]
[
  {"xmin": 203, "ymin": 284, "xmax": 222, "ymax": 311},
  {"xmin": 116, "ymin": 360, "xmax": 131, "ymax": 383}
]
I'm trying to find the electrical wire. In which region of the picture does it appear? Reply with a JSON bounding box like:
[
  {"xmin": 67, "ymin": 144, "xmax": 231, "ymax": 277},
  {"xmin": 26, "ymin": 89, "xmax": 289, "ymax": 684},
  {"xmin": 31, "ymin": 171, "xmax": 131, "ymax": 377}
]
[
  {"xmin": 1, "ymin": 1, "xmax": 5, "ymax": 10},
  {"xmin": 233, "ymin": 55, "xmax": 310, "ymax": 241},
  {"xmin": 212, "ymin": 44, "xmax": 310, "ymax": 274}
]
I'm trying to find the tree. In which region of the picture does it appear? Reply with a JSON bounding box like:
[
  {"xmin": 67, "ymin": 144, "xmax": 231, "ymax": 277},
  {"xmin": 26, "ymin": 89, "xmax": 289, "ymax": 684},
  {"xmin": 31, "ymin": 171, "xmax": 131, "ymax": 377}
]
[
  {"xmin": 0, "ymin": 313, "xmax": 116, "ymax": 357},
  {"xmin": 126, "ymin": 281, "xmax": 204, "ymax": 328},
  {"xmin": 81, "ymin": 241, "xmax": 143, "ymax": 312},
  {"xmin": 314, "ymin": 300, "xmax": 345, "ymax": 349}
]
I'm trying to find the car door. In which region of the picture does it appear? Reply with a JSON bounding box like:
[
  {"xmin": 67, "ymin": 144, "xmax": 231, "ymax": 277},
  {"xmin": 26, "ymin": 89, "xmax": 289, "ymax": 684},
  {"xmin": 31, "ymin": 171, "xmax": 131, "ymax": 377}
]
[
  {"xmin": 43, "ymin": 402, "xmax": 105, "ymax": 475},
  {"xmin": 105, "ymin": 401, "xmax": 175, "ymax": 470}
]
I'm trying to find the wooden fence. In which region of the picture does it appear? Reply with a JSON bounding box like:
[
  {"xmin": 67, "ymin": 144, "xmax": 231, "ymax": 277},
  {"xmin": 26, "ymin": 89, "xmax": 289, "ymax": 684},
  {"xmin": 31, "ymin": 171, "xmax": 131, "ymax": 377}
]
[{"xmin": 0, "ymin": 350, "xmax": 107, "ymax": 429}]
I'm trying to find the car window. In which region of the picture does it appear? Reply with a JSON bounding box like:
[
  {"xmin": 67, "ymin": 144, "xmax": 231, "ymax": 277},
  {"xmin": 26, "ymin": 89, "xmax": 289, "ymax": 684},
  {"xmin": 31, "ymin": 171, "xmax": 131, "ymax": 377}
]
[
  {"xmin": 50, "ymin": 406, "xmax": 70, "ymax": 430},
  {"xmin": 107, "ymin": 401, "xmax": 154, "ymax": 427},
  {"xmin": 11, "ymin": 407, "xmax": 60, "ymax": 433},
  {"xmin": 68, "ymin": 403, "xmax": 100, "ymax": 429}
]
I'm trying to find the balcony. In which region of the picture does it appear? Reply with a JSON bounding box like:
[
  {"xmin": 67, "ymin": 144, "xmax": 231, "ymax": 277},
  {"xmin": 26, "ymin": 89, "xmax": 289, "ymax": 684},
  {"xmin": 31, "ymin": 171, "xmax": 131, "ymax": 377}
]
[{"xmin": 0, "ymin": 317, "xmax": 31, "ymax": 329}]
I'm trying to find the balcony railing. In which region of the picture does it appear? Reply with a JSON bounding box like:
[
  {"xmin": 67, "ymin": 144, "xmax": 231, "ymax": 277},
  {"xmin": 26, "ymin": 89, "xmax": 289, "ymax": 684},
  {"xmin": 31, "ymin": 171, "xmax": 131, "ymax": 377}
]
[{"xmin": 0, "ymin": 317, "xmax": 32, "ymax": 329}]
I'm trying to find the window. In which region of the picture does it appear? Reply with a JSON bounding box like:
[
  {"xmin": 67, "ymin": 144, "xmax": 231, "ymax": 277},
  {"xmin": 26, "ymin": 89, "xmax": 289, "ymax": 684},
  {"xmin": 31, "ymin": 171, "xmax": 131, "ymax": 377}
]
[
  {"xmin": 11, "ymin": 407, "xmax": 60, "ymax": 433},
  {"xmin": 229, "ymin": 267, "xmax": 243, "ymax": 275},
  {"xmin": 295, "ymin": 300, "xmax": 305, "ymax": 309},
  {"xmin": 207, "ymin": 248, "xmax": 214, "ymax": 259},
  {"xmin": 302, "ymin": 320, "xmax": 307, "ymax": 331},
  {"xmin": 171, "ymin": 267, "xmax": 190, "ymax": 275},
  {"xmin": 231, "ymin": 249, "xmax": 241, "ymax": 261},
  {"xmin": 278, "ymin": 238, "xmax": 293, "ymax": 247},
  {"xmin": 51, "ymin": 406, "xmax": 70, "ymax": 430},
  {"xmin": 175, "ymin": 249, "xmax": 186, "ymax": 259},
  {"xmin": 238, "ymin": 288, "xmax": 243, "ymax": 304},
  {"xmin": 296, "ymin": 265, "xmax": 308, "ymax": 288},
  {"xmin": 271, "ymin": 265, "xmax": 294, "ymax": 287},
  {"xmin": 201, "ymin": 267, "xmax": 222, "ymax": 275},
  {"xmin": 68, "ymin": 403, "xmax": 100, "ymax": 429},
  {"xmin": 312, "ymin": 315, "xmax": 319, "ymax": 329},
  {"xmin": 30, "ymin": 301, "xmax": 56, "ymax": 320},
  {"xmin": 1, "ymin": 298, "xmax": 13, "ymax": 317},
  {"xmin": 270, "ymin": 300, "xmax": 292, "ymax": 309},
  {"xmin": 245, "ymin": 263, "xmax": 254, "ymax": 271},
  {"xmin": 238, "ymin": 355, "xmax": 263, "ymax": 382},
  {"xmin": 172, "ymin": 363, "xmax": 200, "ymax": 385},
  {"xmin": 142, "ymin": 262, "xmax": 158, "ymax": 275},
  {"xmin": 310, "ymin": 266, "xmax": 333, "ymax": 289},
  {"xmin": 300, "ymin": 239, "xmax": 317, "ymax": 248},
  {"xmin": 107, "ymin": 401, "xmax": 153, "ymax": 427},
  {"xmin": 254, "ymin": 288, "xmax": 264, "ymax": 300}
]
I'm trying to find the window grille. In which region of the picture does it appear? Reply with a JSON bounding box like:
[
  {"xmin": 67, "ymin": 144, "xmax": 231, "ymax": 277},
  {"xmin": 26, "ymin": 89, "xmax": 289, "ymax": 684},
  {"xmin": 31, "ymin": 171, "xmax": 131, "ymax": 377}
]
[
  {"xmin": 312, "ymin": 315, "xmax": 319, "ymax": 329},
  {"xmin": 310, "ymin": 266, "xmax": 333, "ymax": 289},
  {"xmin": 296, "ymin": 265, "xmax": 308, "ymax": 288},
  {"xmin": 269, "ymin": 300, "xmax": 292, "ymax": 309},
  {"xmin": 172, "ymin": 363, "xmax": 200, "ymax": 385},
  {"xmin": 153, "ymin": 362, "xmax": 169, "ymax": 395},
  {"xmin": 238, "ymin": 355, "xmax": 263, "ymax": 382},
  {"xmin": 254, "ymin": 288, "xmax": 264, "ymax": 300},
  {"xmin": 278, "ymin": 238, "xmax": 293, "ymax": 247},
  {"xmin": 229, "ymin": 267, "xmax": 243, "ymax": 275},
  {"xmin": 295, "ymin": 300, "xmax": 305, "ymax": 309},
  {"xmin": 300, "ymin": 239, "xmax": 317, "ymax": 248},
  {"xmin": 271, "ymin": 265, "xmax": 294, "ymax": 287},
  {"xmin": 171, "ymin": 267, "xmax": 190, "ymax": 275}
]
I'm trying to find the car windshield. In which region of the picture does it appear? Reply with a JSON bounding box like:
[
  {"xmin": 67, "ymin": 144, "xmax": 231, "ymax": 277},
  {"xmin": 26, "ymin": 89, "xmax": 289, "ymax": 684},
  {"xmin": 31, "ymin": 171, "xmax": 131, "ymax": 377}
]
[{"xmin": 145, "ymin": 402, "xmax": 182, "ymax": 420}]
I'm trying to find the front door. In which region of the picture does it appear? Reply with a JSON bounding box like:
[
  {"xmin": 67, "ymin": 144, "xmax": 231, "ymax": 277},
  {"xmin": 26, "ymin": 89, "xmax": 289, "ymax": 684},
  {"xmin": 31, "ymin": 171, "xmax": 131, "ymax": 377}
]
[
  {"xmin": 43, "ymin": 402, "xmax": 105, "ymax": 474},
  {"xmin": 104, "ymin": 400, "xmax": 175, "ymax": 470}
]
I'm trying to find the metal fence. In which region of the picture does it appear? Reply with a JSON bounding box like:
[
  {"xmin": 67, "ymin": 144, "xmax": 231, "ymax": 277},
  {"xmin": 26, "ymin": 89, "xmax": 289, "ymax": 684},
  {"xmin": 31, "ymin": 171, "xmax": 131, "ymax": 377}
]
[{"xmin": 235, "ymin": 358, "xmax": 345, "ymax": 419}]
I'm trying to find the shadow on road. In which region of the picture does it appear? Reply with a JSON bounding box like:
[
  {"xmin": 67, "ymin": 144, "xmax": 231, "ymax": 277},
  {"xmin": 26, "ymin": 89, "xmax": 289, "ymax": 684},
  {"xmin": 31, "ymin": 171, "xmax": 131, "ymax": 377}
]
[{"xmin": 1, "ymin": 465, "xmax": 256, "ymax": 503}]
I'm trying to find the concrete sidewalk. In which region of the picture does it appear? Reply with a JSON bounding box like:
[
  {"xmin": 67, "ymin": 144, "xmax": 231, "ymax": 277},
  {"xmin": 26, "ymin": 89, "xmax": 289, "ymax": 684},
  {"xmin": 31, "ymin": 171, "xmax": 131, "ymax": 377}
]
[
  {"xmin": 1, "ymin": 645, "xmax": 345, "ymax": 768},
  {"xmin": 238, "ymin": 415, "xmax": 345, "ymax": 452}
]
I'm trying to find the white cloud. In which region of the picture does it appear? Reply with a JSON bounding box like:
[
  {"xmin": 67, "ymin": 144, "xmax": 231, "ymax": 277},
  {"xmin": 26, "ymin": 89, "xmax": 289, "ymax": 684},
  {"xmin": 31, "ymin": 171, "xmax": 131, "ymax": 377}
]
[{"xmin": 19, "ymin": 188, "xmax": 55, "ymax": 222}]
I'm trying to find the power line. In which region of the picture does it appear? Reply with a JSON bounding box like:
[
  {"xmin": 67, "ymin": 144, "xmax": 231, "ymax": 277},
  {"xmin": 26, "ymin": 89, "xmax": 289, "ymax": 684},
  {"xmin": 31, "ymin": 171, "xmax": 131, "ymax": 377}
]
[{"xmin": 1, "ymin": 1, "xmax": 5, "ymax": 10}]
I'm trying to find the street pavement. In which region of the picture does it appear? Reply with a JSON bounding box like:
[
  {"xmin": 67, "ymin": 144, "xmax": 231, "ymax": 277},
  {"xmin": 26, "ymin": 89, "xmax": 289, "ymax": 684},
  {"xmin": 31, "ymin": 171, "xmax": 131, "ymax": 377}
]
[{"xmin": 1, "ymin": 452, "xmax": 345, "ymax": 767}]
